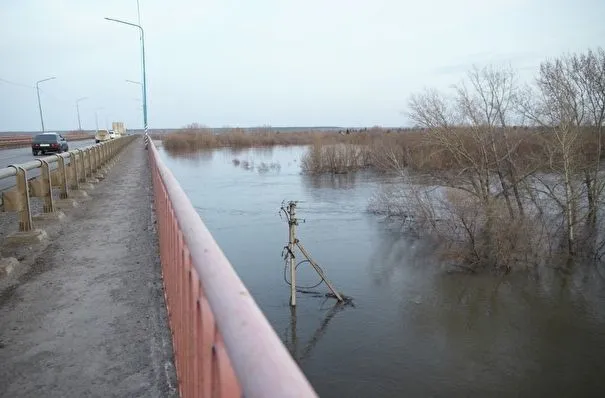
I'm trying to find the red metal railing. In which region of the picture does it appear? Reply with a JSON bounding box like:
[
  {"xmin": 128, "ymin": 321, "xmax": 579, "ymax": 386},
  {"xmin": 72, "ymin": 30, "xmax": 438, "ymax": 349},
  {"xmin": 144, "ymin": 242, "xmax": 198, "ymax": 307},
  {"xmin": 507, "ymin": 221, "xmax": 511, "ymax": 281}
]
[{"xmin": 148, "ymin": 141, "xmax": 318, "ymax": 398}]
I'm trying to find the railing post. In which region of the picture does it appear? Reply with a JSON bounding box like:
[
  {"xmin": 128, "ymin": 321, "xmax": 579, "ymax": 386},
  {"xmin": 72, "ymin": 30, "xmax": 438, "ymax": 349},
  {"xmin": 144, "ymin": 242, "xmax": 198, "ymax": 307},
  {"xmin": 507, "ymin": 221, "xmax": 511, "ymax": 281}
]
[
  {"xmin": 84, "ymin": 148, "xmax": 92, "ymax": 179},
  {"xmin": 96, "ymin": 145, "xmax": 103, "ymax": 171},
  {"xmin": 97, "ymin": 146, "xmax": 102, "ymax": 169},
  {"xmin": 55, "ymin": 154, "xmax": 69, "ymax": 199},
  {"xmin": 97, "ymin": 146, "xmax": 103, "ymax": 173},
  {"xmin": 80, "ymin": 149, "xmax": 87, "ymax": 179},
  {"xmin": 70, "ymin": 151, "xmax": 81, "ymax": 188},
  {"xmin": 39, "ymin": 159, "xmax": 55, "ymax": 213},
  {"xmin": 78, "ymin": 150, "xmax": 86, "ymax": 183},
  {"xmin": 91, "ymin": 146, "xmax": 98, "ymax": 172},
  {"xmin": 96, "ymin": 146, "xmax": 102, "ymax": 169},
  {"xmin": 88, "ymin": 148, "xmax": 93, "ymax": 178},
  {"xmin": 99, "ymin": 143, "xmax": 105, "ymax": 165},
  {"xmin": 12, "ymin": 166, "xmax": 33, "ymax": 232}
]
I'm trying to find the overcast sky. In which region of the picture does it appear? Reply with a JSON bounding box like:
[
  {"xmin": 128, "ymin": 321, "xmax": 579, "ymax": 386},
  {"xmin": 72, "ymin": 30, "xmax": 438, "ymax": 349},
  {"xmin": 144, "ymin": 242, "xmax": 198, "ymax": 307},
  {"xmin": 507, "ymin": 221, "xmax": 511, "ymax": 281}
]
[{"xmin": 1, "ymin": 0, "xmax": 603, "ymax": 131}]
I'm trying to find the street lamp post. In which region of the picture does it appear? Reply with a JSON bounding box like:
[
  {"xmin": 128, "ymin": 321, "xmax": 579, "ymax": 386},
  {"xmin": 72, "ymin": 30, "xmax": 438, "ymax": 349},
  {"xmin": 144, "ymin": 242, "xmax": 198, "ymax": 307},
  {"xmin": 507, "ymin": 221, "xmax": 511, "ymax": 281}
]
[
  {"xmin": 126, "ymin": 80, "xmax": 143, "ymax": 129},
  {"xmin": 76, "ymin": 97, "xmax": 88, "ymax": 131},
  {"xmin": 136, "ymin": 0, "xmax": 141, "ymax": 25},
  {"xmin": 105, "ymin": 17, "xmax": 148, "ymax": 137},
  {"xmin": 36, "ymin": 77, "xmax": 56, "ymax": 132},
  {"xmin": 94, "ymin": 107, "xmax": 105, "ymax": 131}
]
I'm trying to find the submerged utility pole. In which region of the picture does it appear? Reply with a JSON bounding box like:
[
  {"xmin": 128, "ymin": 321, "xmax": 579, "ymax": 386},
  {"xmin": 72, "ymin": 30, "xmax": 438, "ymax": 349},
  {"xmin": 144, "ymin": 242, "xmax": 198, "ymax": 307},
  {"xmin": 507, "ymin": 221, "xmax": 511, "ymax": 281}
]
[
  {"xmin": 281, "ymin": 200, "xmax": 344, "ymax": 307},
  {"xmin": 287, "ymin": 202, "xmax": 297, "ymax": 306}
]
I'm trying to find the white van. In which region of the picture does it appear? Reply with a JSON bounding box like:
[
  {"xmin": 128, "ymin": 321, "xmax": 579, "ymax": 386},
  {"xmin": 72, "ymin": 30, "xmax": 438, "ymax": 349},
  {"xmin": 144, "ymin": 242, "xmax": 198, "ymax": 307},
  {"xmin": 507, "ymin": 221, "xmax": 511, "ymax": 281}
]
[{"xmin": 95, "ymin": 129, "xmax": 111, "ymax": 144}]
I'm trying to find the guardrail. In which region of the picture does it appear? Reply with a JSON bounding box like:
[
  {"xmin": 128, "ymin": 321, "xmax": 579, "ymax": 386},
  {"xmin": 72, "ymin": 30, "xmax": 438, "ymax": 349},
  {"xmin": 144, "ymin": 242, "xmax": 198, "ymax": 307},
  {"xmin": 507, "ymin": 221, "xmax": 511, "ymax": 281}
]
[
  {"xmin": 0, "ymin": 136, "xmax": 136, "ymax": 232},
  {"xmin": 148, "ymin": 140, "xmax": 318, "ymax": 397}
]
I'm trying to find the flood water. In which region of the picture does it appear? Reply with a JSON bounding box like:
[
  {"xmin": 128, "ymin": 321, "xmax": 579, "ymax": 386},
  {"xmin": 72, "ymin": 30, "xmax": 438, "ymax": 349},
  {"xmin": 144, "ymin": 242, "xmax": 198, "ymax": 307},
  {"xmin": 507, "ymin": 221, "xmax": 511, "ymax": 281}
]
[{"xmin": 158, "ymin": 144, "xmax": 605, "ymax": 398}]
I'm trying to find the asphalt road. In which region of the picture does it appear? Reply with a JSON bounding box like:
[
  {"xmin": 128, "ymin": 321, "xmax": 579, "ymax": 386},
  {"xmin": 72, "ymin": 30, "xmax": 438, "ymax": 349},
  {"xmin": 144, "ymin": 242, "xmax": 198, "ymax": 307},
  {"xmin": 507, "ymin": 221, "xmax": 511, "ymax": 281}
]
[{"xmin": 0, "ymin": 139, "xmax": 95, "ymax": 192}]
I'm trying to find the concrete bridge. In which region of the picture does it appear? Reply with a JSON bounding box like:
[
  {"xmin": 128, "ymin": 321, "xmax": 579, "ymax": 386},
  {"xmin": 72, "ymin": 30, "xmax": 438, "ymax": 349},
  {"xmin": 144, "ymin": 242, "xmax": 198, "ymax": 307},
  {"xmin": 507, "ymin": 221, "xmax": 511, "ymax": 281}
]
[{"xmin": 0, "ymin": 137, "xmax": 317, "ymax": 397}]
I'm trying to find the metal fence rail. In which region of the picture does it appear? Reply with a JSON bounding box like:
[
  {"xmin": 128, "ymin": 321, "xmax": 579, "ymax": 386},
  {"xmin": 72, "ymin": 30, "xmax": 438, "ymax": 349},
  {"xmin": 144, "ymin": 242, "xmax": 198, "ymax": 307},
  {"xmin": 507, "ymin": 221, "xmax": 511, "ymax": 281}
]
[
  {"xmin": 0, "ymin": 136, "xmax": 136, "ymax": 231},
  {"xmin": 148, "ymin": 140, "xmax": 318, "ymax": 397}
]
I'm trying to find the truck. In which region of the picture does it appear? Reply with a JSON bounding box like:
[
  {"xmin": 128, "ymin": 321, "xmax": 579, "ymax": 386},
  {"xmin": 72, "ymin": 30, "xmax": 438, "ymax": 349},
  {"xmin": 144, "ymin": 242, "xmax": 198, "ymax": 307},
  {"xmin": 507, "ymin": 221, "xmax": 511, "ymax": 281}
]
[{"xmin": 112, "ymin": 122, "xmax": 126, "ymax": 138}]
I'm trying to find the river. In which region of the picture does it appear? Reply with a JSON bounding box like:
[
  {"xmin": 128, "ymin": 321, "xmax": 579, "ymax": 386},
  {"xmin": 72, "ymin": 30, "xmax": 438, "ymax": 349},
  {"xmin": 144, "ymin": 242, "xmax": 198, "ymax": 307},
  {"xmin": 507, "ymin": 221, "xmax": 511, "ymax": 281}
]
[{"xmin": 158, "ymin": 144, "xmax": 605, "ymax": 398}]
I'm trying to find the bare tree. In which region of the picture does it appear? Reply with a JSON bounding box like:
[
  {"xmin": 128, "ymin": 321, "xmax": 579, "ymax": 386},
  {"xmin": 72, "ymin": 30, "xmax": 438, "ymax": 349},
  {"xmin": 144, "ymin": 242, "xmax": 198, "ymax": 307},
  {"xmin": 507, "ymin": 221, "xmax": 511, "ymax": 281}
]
[
  {"xmin": 465, "ymin": 65, "xmax": 527, "ymax": 216},
  {"xmin": 517, "ymin": 49, "xmax": 605, "ymax": 257},
  {"xmin": 406, "ymin": 69, "xmax": 532, "ymax": 271},
  {"xmin": 572, "ymin": 49, "xmax": 605, "ymax": 228},
  {"xmin": 373, "ymin": 48, "xmax": 605, "ymax": 271}
]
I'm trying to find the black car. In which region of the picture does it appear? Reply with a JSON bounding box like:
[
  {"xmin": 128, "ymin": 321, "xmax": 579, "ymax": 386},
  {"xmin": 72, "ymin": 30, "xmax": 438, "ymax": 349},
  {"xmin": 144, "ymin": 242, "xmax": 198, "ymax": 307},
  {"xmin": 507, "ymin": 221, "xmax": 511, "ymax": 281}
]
[{"xmin": 31, "ymin": 133, "xmax": 69, "ymax": 156}]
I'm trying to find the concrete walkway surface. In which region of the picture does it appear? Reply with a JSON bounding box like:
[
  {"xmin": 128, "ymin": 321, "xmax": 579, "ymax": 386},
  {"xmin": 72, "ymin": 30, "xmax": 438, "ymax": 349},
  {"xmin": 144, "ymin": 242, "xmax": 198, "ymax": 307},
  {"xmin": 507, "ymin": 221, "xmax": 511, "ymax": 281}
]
[{"xmin": 0, "ymin": 140, "xmax": 177, "ymax": 397}]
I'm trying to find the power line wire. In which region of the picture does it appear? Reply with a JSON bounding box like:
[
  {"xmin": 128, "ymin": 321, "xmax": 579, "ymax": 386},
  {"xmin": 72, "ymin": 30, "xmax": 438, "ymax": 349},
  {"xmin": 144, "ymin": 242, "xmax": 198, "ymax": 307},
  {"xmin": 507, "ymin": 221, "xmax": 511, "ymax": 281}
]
[
  {"xmin": 0, "ymin": 78, "xmax": 70, "ymax": 103},
  {"xmin": 37, "ymin": 89, "xmax": 72, "ymax": 104},
  {"xmin": 0, "ymin": 78, "xmax": 69, "ymax": 103},
  {"xmin": 0, "ymin": 78, "xmax": 35, "ymax": 89}
]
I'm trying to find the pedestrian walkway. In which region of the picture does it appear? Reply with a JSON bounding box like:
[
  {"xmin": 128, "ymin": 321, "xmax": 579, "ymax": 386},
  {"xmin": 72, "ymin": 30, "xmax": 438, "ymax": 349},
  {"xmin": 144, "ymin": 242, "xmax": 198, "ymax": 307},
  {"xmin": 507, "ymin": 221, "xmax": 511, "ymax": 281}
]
[{"xmin": 0, "ymin": 141, "xmax": 177, "ymax": 398}]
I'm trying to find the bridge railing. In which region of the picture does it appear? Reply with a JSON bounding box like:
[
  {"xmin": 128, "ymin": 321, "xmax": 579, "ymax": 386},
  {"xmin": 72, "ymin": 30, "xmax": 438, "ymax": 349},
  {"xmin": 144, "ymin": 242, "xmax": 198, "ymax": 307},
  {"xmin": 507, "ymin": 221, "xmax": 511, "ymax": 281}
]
[
  {"xmin": 148, "ymin": 140, "xmax": 318, "ymax": 397},
  {"xmin": 0, "ymin": 136, "xmax": 135, "ymax": 233}
]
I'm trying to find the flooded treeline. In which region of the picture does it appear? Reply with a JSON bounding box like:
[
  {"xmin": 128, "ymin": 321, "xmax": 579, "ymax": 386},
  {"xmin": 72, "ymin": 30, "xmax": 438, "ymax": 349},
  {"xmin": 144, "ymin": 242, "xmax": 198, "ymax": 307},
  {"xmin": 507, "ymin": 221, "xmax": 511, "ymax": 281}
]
[
  {"xmin": 369, "ymin": 48, "xmax": 605, "ymax": 273},
  {"xmin": 303, "ymin": 48, "xmax": 605, "ymax": 275}
]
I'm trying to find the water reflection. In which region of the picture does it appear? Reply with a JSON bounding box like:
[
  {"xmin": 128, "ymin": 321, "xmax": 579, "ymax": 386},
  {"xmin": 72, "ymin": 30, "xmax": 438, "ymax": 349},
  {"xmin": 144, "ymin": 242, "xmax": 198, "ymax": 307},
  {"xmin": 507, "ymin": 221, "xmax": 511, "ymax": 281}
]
[
  {"xmin": 224, "ymin": 147, "xmax": 247, "ymax": 157},
  {"xmin": 285, "ymin": 302, "xmax": 349, "ymax": 364},
  {"xmin": 250, "ymin": 146, "xmax": 275, "ymax": 157},
  {"xmin": 302, "ymin": 173, "xmax": 358, "ymax": 191},
  {"xmin": 367, "ymin": 224, "xmax": 438, "ymax": 287},
  {"xmin": 393, "ymin": 271, "xmax": 605, "ymax": 397},
  {"xmin": 164, "ymin": 148, "xmax": 214, "ymax": 165},
  {"xmin": 221, "ymin": 146, "xmax": 276, "ymax": 158}
]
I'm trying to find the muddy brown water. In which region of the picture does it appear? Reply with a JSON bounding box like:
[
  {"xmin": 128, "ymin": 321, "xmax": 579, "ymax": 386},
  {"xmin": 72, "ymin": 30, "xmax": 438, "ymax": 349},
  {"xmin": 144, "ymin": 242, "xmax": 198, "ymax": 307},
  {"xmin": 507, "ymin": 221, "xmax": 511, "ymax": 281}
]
[{"xmin": 159, "ymin": 145, "xmax": 605, "ymax": 398}]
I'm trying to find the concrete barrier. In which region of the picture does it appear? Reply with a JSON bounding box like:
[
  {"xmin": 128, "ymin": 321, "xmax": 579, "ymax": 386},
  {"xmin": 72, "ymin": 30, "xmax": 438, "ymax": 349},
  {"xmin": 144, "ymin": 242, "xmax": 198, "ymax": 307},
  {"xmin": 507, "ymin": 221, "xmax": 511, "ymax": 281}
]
[{"xmin": 0, "ymin": 135, "xmax": 136, "ymax": 246}]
